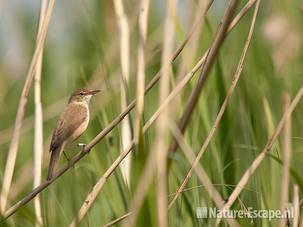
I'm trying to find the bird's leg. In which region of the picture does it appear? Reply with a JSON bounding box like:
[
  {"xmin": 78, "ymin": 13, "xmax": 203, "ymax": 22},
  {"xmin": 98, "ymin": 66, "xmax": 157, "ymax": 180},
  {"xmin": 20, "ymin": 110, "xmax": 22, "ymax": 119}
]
[{"xmin": 63, "ymin": 150, "xmax": 70, "ymax": 162}]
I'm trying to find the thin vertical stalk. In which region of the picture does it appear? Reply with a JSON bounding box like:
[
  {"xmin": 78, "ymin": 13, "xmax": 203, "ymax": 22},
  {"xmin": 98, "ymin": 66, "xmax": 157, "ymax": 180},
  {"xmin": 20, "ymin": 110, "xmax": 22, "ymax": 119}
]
[
  {"xmin": 135, "ymin": 0, "xmax": 150, "ymax": 143},
  {"xmin": 113, "ymin": 0, "xmax": 132, "ymax": 187},
  {"xmin": 0, "ymin": 0, "xmax": 56, "ymax": 213},
  {"xmin": 33, "ymin": 0, "xmax": 47, "ymax": 225},
  {"xmin": 292, "ymin": 185, "xmax": 299, "ymax": 227},
  {"xmin": 279, "ymin": 93, "xmax": 292, "ymax": 227},
  {"xmin": 155, "ymin": 0, "xmax": 175, "ymax": 226}
]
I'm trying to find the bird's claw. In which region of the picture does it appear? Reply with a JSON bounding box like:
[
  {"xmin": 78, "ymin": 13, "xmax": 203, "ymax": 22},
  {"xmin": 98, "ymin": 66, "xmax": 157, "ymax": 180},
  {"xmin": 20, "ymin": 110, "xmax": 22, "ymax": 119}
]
[
  {"xmin": 77, "ymin": 143, "xmax": 86, "ymax": 152},
  {"xmin": 77, "ymin": 143, "xmax": 86, "ymax": 147}
]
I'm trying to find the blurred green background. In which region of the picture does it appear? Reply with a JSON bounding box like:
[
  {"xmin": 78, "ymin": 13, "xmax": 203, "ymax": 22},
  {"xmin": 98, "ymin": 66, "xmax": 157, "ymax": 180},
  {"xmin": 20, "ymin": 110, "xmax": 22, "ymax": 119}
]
[{"xmin": 0, "ymin": 0, "xmax": 303, "ymax": 226}]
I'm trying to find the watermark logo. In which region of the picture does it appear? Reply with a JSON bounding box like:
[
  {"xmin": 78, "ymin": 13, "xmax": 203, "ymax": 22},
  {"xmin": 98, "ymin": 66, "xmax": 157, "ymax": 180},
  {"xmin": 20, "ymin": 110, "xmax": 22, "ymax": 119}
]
[{"xmin": 196, "ymin": 205, "xmax": 293, "ymax": 221}]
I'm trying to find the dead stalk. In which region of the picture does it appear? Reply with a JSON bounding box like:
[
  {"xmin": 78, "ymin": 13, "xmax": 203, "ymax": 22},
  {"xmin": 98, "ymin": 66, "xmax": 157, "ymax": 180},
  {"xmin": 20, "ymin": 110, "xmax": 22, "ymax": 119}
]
[
  {"xmin": 154, "ymin": 0, "xmax": 175, "ymax": 226},
  {"xmin": 103, "ymin": 212, "xmax": 132, "ymax": 227},
  {"xmin": 33, "ymin": 0, "xmax": 48, "ymax": 226},
  {"xmin": 113, "ymin": 0, "xmax": 132, "ymax": 188},
  {"xmin": 135, "ymin": 0, "xmax": 150, "ymax": 144},
  {"xmin": 293, "ymin": 185, "xmax": 299, "ymax": 227},
  {"xmin": 0, "ymin": 0, "xmax": 55, "ymax": 213},
  {"xmin": 279, "ymin": 93, "xmax": 292, "ymax": 227}
]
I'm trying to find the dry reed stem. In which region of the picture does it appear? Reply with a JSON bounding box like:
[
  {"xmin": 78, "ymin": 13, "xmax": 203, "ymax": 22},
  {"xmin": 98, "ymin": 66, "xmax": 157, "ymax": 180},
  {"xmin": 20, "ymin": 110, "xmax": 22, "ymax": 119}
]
[
  {"xmin": 4, "ymin": 0, "xmax": 253, "ymax": 219},
  {"xmin": 168, "ymin": 0, "xmax": 260, "ymax": 209},
  {"xmin": 0, "ymin": 0, "xmax": 55, "ymax": 213},
  {"xmin": 169, "ymin": 123, "xmax": 240, "ymax": 227},
  {"xmin": 216, "ymin": 81, "xmax": 303, "ymax": 226},
  {"xmin": 279, "ymin": 93, "xmax": 292, "ymax": 227},
  {"xmin": 293, "ymin": 185, "xmax": 299, "ymax": 227},
  {"xmin": 135, "ymin": 0, "xmax": 150, "ymax": 144},
  {"xmin": 103, "ymin": 212, "xmax": 132, "ymax": 227},
  {"xmin": 168, "ymin": 0, "xmax": 238, "ymax": 154},
  {"xmin": 113, "ymin": 0, "xmax": 132, "ymax": 188},
  {"xmin": 229, "ymin": 0, "xmax": 256, "ymax": 29},
  {"xmin": 33, "ymin": 0, "xmax": 48, "ymax": 226},
  {"xmin": 154, "ymin": 0, "xmax": 175, "ymax": 226}
]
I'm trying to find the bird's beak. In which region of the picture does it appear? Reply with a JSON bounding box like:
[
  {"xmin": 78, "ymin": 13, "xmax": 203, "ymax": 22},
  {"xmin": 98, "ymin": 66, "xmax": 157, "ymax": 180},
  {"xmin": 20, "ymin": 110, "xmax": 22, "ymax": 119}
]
[{"xmin": 88, "ymin": 89, "xmax": 101, "ymax": 95}]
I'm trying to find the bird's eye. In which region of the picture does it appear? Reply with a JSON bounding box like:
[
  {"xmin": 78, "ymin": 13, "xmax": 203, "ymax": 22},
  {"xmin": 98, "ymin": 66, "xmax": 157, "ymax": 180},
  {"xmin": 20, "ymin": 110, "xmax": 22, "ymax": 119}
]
[{"xmin": 80, "ymin": 92, "xmax": 84, "ymax": 96}]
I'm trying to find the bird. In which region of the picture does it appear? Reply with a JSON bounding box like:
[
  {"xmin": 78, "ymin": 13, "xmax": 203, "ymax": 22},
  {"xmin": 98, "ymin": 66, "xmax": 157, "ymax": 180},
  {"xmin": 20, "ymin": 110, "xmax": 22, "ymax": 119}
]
[{"xmin": 47, "ymin": 88, "xmax": 101, "ymax": 180}]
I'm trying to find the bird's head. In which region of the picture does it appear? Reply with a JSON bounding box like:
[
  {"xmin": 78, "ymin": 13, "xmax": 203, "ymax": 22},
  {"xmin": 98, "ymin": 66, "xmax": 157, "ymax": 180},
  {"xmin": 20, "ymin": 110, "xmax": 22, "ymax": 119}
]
[{"xmin": 68, "ymin": 89, "xmax": 101, "ymax": 104}]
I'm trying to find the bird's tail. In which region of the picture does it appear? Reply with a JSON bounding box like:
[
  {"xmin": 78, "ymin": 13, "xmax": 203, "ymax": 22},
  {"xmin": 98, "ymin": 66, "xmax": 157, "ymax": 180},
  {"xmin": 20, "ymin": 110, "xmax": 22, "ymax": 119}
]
[{"xmin": 47, "ymin": 146, "xmax": 62, "ymax": 180}]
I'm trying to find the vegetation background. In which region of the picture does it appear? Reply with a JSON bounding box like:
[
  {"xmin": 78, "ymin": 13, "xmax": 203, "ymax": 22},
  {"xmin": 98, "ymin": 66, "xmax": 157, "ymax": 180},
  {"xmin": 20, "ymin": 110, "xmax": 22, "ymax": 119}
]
[{"xmin": 0, "ymin": 0, "xmax": 303, "ymax": 226}]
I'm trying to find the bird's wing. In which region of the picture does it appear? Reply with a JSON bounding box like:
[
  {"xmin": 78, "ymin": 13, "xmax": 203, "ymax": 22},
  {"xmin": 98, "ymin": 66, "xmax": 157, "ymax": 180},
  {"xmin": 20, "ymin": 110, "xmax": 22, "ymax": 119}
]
[{"xmin": 50, "ymin": 103, "xmax": 88, "ymax": 152}]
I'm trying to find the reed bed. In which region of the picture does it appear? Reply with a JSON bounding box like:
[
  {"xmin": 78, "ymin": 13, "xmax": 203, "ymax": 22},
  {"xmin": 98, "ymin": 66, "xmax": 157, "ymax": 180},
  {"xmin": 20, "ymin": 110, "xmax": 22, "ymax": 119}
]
[{"xmin": 0, "ymin": 0, "xmax": 303, "ymax": 226}]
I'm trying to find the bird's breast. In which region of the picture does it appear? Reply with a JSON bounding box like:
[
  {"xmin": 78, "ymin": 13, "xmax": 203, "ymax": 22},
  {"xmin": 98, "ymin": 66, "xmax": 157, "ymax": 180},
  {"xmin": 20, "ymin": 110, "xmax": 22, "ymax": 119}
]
[{"xmin": 66, "ymin": 103, "xmax": 90, "ymax": 144}]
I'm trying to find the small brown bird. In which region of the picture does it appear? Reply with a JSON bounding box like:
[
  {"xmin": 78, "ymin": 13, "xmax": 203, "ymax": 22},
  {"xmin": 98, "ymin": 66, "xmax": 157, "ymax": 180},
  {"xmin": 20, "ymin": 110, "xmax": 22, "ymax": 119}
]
[{"xmin": 47, "ymin": 88, "xmax": 100, "ymax": 180}]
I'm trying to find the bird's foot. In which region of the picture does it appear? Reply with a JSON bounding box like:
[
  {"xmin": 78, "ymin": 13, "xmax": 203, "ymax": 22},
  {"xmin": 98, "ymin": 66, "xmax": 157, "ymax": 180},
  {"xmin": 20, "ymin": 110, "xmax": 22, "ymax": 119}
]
[
  {"xmin": 77, "ymin": 143, "xmax": 86, "ymax": 148},
  {"xmin": 77, "ymin": 143, "xmax": 86, "ymax": 152}
]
